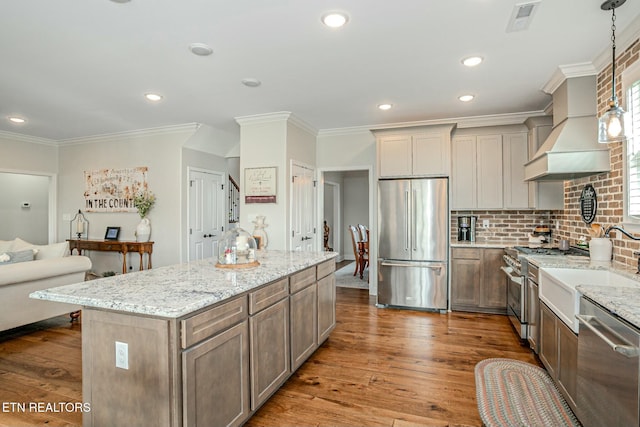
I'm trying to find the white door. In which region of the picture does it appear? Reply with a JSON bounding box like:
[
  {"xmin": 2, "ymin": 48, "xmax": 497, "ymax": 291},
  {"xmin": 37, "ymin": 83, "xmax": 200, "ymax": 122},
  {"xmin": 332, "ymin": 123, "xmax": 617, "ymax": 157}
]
[
  {"xmin": 291, "ymin": 163, "xmax": 316, "ymax": 251},
  {"xmin": 188, "ymin": 170, "xmax": 225, "ymax": 261}
]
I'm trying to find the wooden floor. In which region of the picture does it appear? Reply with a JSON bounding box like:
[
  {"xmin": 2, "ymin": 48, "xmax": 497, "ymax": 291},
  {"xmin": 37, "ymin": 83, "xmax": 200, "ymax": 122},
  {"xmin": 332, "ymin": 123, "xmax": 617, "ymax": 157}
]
[{"xmin": 0, "ymin": 288, "xmax": 539, "ymax": 427}]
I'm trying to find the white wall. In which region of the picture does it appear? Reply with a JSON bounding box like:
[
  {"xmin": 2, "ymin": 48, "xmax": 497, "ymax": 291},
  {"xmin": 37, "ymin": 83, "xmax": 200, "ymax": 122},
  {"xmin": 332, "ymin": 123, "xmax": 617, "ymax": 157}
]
[
  {"xmin": 0, "ymin": 173, "xmax": 49, "ymax": 244},
  {"xmin": 57, "ymin": 127, "xmax": 194, "ymax": 274},
  {"xmin": 0, "ymin": 133, "xmax": 58, "ymax": 174}
]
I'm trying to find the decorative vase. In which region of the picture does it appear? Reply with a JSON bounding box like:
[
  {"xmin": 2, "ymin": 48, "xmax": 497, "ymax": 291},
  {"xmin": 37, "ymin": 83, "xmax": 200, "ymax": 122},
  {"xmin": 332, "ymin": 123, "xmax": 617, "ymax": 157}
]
[
  {"xmin": 589, "ymin": 237, "xmax": 612, "ymax": 261},
  {"xmin": 136, "ymin": 217, "xmax": 151, "ymax": 242},
  {"xmin": 252, "ymin": 215, "xmax": 268, "ymax": 249}
]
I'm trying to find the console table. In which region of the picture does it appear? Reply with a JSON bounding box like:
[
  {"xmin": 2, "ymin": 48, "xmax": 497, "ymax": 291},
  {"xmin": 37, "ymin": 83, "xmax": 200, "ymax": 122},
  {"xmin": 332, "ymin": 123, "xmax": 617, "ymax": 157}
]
[{"xmin": 67, "ymin": 240, "xmax": 153, "ymax": 274}]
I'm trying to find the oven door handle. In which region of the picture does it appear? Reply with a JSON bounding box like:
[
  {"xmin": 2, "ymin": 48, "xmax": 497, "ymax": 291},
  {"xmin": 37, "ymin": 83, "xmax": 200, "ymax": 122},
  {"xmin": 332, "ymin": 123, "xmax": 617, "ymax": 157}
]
[
  {"xmin": 576, "ymin": 314, "xmax": 639, "ymax": 358},
  {"xmin": 500, "ymin": 266, "xmax": 523, "ymax": 285}
]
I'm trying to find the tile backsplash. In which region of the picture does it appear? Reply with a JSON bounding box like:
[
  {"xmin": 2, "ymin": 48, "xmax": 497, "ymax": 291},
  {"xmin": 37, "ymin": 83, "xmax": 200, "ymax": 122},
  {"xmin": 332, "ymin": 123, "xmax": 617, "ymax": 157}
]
[{"xmin": 451, "ymin": 210, "xmax": 558, "ymax": 244}]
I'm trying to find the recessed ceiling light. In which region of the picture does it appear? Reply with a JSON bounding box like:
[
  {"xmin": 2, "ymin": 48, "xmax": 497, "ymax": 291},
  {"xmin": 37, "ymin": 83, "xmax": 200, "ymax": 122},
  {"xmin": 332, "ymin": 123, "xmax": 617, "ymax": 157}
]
[
  {"xmin": 109, "ymin": 0, "xmax": 131, "ymax": 3},
  {"xmin": 462, "ymin": 56, "xmax": 483, "ymax": 67},
  {"xmin": 8, "ymin": 116, "xmax": 25, "ymax": 124},
  {"xmin": 144, "ymin": 93, "xmax": 163, "ymax": 102},
  {"xmin": 241, "ymin": 78, "xmax": 261, "ymax": 88},
  {"xmin": 322, "ymin": 12, "xmax": 349, "ymax": 28},
  {"xmin": 377, "ymin": 103, "xmax": 393, "ymax": 111},
  {"xmin": 458, "ymin": 95, "xmax": 475, "ymax": 102},
  {"xmin": 189, "ymin": 43, "xmax": 213, "ymax": 56}
]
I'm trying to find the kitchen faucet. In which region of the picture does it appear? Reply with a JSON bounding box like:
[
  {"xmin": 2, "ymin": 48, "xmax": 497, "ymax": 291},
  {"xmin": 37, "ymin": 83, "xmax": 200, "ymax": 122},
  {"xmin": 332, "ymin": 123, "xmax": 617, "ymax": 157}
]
[{"xmin": 604, "ymin": 225, "xmax": 640, "ymax": 273}]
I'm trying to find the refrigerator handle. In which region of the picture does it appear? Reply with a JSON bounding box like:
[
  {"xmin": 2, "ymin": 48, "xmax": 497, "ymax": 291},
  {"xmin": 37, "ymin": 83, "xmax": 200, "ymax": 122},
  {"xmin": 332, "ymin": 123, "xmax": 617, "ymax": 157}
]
[
  {"xmin": 412, "ymin": 189, "xmax": 417, "ymax": 251},
  {"xmin": 380, "ymin": 261, "xmax": 444, "ymax": 274},
  {"xmin": 404, "ymin": 189, "xmax": 410, "ymax": 251}
]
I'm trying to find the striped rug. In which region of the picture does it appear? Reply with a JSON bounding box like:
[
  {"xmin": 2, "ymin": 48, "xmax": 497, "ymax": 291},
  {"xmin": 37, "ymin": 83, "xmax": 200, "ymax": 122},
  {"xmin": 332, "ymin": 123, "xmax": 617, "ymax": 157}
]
[{"xmin": 475, "ymin": 358, "xmax": 581, "ymax": 427}]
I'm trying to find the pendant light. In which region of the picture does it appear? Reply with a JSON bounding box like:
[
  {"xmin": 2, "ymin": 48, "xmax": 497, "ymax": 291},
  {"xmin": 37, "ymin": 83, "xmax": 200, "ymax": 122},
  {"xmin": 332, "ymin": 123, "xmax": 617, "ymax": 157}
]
[{"xmin": 598, "ymin": 0, "xmax": 627, "ymax": 143}]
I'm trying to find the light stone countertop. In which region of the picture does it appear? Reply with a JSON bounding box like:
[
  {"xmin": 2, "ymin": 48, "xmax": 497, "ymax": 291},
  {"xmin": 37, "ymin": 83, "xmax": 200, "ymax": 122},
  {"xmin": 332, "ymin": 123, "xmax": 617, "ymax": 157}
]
[
  {"xmin": 450, "ymin": 240, "xmax": 529, "ymax": 249},
  {"xmin": 30, "ymin": 250, "xmax": 338, "ymax": 319},
  {"xmin": 525, "ymin": 254, "xmax": 640, "ymax": 329}
]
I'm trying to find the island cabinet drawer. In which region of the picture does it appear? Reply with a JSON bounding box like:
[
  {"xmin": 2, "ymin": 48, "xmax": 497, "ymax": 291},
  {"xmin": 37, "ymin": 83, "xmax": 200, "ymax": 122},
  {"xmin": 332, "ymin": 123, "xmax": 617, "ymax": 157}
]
[
  {"xmin": 249, "ymin": 278, "xmax": 289, "ymax": 315},
  {"xmin": 181, "ymin": 296, "xmax": 248, "ymax": 349},
  {"xmin": 317, "ymin": 260, "xmax": 335, "ymax": 280},
  {"xmin": 452, "ymin": 248, "xmax": 480, "ymax": 260},
  {"xmin": 289, "ymin": 267, "xmax": 316, "ymax": 293}
]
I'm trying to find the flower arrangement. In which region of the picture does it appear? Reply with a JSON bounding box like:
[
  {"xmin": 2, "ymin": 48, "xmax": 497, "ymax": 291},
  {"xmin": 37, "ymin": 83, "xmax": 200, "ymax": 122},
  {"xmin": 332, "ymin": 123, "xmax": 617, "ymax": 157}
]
[{"xmin": 133, "ymin": 191, "xmax": 156, "ymax": 218}]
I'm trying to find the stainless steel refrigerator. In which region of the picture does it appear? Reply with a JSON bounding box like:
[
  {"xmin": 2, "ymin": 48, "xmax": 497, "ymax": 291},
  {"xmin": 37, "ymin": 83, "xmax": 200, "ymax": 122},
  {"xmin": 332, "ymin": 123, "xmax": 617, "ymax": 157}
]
[{"xmin": 377, "ymin": 178, "xmax": 448, "ymax": 310}]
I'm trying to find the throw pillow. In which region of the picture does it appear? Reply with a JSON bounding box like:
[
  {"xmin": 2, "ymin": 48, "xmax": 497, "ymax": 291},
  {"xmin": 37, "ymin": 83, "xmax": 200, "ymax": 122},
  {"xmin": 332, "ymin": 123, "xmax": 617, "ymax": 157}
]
[
  {"xmin": 11, "ymin": 238, "xmax": 69, "ymax": 260},
  {"xmin": 0, "ymin": 239, "xmax": 14, "ymax": 253},
  {"xmin": 0, "ymin": 249, "xmax": 35, "ymax": 265},
  {"xmin": 34, "ymin": 241, "xmax": 69, "ymax": 260}
]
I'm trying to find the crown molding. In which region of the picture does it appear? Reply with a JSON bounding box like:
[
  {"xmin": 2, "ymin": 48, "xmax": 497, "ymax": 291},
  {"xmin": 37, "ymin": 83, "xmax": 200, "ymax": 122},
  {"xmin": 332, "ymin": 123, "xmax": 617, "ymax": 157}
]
[
  {"xmin": 234, "ymin": 111, "xmax": 292, "ymax": 126},
  {"xmin": 234, "ymin": 111, "xmax": 318, "ymax": 136},
  {"xmin": 56, "ymin": 123, "xmax": 200, "ymax": 146},
  {"xmin": 542, "ymin": 63, "xmax": 598, "ymax": 95},
  {"xmin": 317, "ymin": 111, "xmax": 546, "ymax": 137},
  {"xmin": 0, "ymin": 130, "xmax": 57, "ymax": 146}
]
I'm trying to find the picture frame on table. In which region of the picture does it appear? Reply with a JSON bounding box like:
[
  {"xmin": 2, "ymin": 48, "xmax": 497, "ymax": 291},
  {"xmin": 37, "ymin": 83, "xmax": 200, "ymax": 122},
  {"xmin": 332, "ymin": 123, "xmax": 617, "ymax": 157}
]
[{"xmin": 104, "ymin": 226, "xmax": 121, "ymax": 241}]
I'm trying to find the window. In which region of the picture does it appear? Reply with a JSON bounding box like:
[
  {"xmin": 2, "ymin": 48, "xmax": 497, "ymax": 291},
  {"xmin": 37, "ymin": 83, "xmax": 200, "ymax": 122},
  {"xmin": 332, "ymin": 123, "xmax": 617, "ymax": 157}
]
[{"xmin": 622, "ymin": 61, "xmax": 640, "ymax": 227}]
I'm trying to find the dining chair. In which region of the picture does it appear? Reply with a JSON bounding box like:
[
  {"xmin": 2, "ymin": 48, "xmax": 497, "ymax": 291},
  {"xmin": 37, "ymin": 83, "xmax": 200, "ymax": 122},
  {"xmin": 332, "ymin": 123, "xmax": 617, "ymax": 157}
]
[
  {"xmin": 348, "ymin": 225, "xmax": 362, "ymax": 276},
  {"xmin": 357, "ymin": 224, "xmax": 369, "ymax": 274}
]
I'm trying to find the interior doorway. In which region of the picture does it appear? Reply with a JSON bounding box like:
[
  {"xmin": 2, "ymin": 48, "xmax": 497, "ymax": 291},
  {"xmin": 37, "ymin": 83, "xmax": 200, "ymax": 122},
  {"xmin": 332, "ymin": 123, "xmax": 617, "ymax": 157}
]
[
  {"xmin": 187, "ymin": 168, "xmax": 225, "ymax": 261},
  {"xmin": 0, "ymin": 170, "xmax": 56, "ymax": 244}
]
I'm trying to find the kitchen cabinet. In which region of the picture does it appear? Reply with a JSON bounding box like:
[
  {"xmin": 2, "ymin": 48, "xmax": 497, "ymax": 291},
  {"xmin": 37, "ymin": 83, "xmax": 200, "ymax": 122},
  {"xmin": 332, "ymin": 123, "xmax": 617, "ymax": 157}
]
[
  {"xmin": 290, "ymin": 267, "xmax": 318, "ymax": 371},
  {"xmin": 451, "ymin": 134, "xmax": 503, "ymax": 209},
  {"xmin": 249, "ymin": 278, "xmax": 290, "ymax": 410},
  {"xmin": 539, "ymin": 301, "xmax": 578, "ymax": 412},
  {"xmin": 377, "ymin": 125, "xmax": 453, "ymax": 177},
  {"xmin": 317, "ymin": 262, "xmax": 336, "ymax": 343},
  {"xmin": 502, "ymin": 133, "xmax": 529, "ymax": 209},
  {"xmin": 451, "ymin": 247, "xmax": 506, "ymax": 314},
  {"xmin": 76, "ymin": 253, "xmax": 337, "ymax": 427},
  {"xmin": 525, "ymin": 117, "xmax": 564, "ymax": 209}
]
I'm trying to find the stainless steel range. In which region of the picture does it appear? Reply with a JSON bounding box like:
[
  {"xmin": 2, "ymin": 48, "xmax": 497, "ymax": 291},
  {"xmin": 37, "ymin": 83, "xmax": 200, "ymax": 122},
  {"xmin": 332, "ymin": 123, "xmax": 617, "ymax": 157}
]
[{"xmin": 502, "ymin": 246, "xmax": 589, "ymax": 340}]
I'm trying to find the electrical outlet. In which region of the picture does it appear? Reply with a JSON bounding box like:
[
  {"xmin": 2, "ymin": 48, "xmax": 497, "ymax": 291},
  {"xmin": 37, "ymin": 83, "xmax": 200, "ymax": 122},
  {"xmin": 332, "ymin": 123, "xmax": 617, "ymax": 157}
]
[
  {"xmin": 115, "ymin": 341, "xmax": 129, "ymax": 370},
  {"xmin": 483, "ymin": 219, "xmax": 490, "ymax": 228}
]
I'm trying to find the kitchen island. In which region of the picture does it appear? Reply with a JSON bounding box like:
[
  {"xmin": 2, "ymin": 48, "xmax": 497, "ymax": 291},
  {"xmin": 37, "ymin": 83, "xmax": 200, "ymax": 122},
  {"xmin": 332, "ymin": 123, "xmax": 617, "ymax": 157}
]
[{"xmin": 31, "ymin": 250, "xmax": 337, "ymax": 427}]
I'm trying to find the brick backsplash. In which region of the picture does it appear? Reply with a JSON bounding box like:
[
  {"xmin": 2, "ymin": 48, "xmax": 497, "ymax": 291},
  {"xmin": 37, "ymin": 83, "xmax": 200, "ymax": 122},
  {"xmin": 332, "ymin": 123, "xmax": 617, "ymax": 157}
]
[
  {"xmin": 556, "ymin": 37, "xmax": 640, "ymax": 269},
  {"xmin": 451, "ymin": 210, "xmax": 558, "ymax": 244}
]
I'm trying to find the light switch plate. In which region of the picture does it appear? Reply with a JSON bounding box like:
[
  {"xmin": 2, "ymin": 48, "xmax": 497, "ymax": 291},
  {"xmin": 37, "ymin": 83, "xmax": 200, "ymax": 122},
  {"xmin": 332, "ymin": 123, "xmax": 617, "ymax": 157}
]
[{"xmin": 483, "ymin": 219, "xmax": 490, "ymax": 228}]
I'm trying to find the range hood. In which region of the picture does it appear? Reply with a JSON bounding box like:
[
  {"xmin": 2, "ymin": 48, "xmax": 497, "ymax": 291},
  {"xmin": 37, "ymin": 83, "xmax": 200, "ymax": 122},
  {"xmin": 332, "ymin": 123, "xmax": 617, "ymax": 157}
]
[{"xmin": 524, "ymin": 75, "xmax": 610, "ymax": 181}]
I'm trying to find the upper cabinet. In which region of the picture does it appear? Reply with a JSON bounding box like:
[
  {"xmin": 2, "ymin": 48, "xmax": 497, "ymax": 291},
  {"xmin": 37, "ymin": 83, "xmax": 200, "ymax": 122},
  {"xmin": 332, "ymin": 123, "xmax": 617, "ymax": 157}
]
[
  {"xmin": 376, "ymin": 125, "xmax": 454, "ymax": 178},
  {"xmin": 503, "ymin": 133, "xmax": 530, "ymax": 209},
  {"xmin": 451, "ymin": 134, "xmax": 504, "ymax": 209}
]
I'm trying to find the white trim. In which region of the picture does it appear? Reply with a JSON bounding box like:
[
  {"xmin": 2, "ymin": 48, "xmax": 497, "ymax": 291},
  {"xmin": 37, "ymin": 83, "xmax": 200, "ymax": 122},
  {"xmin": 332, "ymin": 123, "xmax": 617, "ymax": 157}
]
[
  {"xmin": 621, "ymin": 62, "xmax": 640, "ymax": 229},
  {"xmin": 317, "ymin": 111, "xmax": 545, "ymax": 137},
  {"xmin": 57, "ymin": 123, "xmax": 200, "ymax": 146},
  {"xmin": 541, "ymin": 63, "xmax": 598, "ymax": 95},
  {"xmin": 0, "ymin": 130, "xmax": 56, "ymax": 146}
]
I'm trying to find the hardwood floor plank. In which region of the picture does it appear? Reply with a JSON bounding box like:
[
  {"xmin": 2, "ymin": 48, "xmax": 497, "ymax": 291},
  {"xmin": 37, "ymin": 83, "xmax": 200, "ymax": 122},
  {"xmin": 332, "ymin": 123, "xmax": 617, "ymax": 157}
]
[{"xmin": 0, "ymin": 288, "xmax": 540, "ymax": 426}]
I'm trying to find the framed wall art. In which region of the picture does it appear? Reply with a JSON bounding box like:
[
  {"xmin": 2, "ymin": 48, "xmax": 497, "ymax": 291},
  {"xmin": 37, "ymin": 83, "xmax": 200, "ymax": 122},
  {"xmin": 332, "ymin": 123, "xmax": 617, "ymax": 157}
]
[{"xmin": 245, "ymin": 167, "xmax": 277, "ymax": 203}]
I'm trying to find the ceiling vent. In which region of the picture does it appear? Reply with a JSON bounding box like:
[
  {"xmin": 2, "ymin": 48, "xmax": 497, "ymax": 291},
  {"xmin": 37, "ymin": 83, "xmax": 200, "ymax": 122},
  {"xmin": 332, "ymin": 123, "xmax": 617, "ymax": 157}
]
[{"xmin": 506, "ymin": 1, "xmax": 541, "ymax": 32}]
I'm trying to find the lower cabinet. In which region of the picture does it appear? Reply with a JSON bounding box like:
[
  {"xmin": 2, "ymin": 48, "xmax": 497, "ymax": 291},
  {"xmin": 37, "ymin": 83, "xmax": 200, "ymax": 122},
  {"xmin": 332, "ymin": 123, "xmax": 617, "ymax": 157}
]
[
  {"xmin": 290, "ymin": 283, "xmax": 318, "ymax": 370},
  {"xmin": 182, "ymin": 321, "xmax": 250, "ymax": 427},
  {"xmin": 249, "ymin": 297, "xmax": 290, "ymax": 410},
  {"xmin": 539, "ymin": 301, "xmax": 578, "ymax": 412},
  {"xmin": 451, "ymin": 247, "xmax": 506, "ymax": 314},
  {"xmin": 317, "ymin": 273, "xmax": 336, "ymax": 343}
]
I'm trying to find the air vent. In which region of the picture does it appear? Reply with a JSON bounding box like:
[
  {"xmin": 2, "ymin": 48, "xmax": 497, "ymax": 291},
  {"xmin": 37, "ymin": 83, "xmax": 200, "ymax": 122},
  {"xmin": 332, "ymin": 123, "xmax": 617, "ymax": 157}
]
[{"xmin": 506, "ymin": 1, "xmax": 541, "ymax": 32}]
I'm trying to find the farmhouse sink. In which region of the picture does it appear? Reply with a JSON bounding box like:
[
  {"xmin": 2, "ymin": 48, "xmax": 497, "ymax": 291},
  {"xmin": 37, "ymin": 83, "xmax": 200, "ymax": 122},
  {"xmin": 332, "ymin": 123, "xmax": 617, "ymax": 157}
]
[{"xmin": 539, "ymin": 268, "xmax": 640, "ymax": 333}]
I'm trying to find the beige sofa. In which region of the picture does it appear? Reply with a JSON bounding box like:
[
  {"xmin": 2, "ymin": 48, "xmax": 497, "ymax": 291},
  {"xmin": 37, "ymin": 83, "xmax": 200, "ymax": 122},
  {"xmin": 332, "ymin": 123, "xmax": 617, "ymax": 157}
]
[{"xmin": 0, "ymin": 238, "xmax": 92, "ymax": 332}]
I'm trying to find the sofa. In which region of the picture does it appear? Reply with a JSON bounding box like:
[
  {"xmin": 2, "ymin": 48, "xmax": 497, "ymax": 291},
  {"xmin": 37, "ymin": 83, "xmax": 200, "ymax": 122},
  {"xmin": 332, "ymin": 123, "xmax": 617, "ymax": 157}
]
[{"xmin": 0, "ymin": 238, "xmax": 92, "ymax": 332}]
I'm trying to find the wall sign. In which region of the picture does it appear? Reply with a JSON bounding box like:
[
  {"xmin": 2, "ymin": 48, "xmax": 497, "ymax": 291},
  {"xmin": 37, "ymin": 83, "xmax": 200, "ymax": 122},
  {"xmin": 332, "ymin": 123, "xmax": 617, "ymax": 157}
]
[
  {"xmin": 580, "ymin": 184, "xmax": 598, "ymax": 224},
  {"xmin": 245, "ymin": 167, "xmax": 277, "ymax": 204},
  {"xmin": 84, "ymin": 167, "xmax": 149, "ymax": 212}
]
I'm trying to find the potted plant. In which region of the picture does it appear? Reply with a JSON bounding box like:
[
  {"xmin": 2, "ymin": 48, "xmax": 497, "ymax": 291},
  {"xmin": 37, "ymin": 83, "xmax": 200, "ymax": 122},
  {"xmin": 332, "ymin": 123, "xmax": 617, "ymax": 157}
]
[{"xmin": 133, "ymin": 191, "xmax": 155, "ymax": 242}]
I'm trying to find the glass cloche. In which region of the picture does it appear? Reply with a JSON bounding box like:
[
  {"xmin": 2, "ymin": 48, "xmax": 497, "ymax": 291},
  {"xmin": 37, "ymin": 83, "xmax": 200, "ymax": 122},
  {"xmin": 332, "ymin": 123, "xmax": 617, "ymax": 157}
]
[{"xmin": 215, "ymin": 225, "xmax": 260, "ymax": 268}]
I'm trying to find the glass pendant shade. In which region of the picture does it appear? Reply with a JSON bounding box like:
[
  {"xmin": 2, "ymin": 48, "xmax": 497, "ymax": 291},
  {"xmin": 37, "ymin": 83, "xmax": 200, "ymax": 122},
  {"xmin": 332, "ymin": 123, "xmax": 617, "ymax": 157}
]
[{"xmin": 598, "ymin": 101, "xmax": 626, "ymax": 143}]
